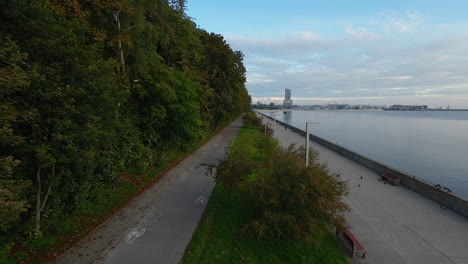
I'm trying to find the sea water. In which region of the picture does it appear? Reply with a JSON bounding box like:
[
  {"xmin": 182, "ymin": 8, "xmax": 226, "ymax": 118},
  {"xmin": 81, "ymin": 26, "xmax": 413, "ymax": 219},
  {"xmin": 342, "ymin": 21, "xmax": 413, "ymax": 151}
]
[{"xmin": 268, "ymin": 110, "xmax": 468, "ymax": 198}]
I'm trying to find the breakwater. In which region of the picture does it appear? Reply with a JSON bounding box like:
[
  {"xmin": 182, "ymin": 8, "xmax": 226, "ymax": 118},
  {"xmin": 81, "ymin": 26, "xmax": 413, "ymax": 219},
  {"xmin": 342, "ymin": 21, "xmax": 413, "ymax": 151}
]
[{"xmin": 257, "ymin": 111, "xmax": 468, "ymax": 219}]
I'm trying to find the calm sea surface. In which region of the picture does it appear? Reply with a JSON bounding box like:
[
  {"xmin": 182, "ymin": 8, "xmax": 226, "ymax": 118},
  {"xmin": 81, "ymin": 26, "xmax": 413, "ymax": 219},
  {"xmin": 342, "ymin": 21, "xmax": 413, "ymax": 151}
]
[{"xmin": 267, "ymin": 110, "xmax": 468, "ymax": 198}]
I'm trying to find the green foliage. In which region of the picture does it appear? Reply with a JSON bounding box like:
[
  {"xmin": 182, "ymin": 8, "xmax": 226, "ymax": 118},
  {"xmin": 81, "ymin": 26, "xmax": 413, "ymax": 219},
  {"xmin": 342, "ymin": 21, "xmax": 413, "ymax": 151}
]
[
  {"xmin": 247, "ymin": 146, "xmax": 349, "ymax": 240},
  {"xmin": 183, "ymin": 185, "xmax": 348, "ymax": 264},
  {"xmin": 0, "ymin": 34, "xmax": 31, "ymax": 232},
  {"xmin": 242, "ymin": 111, "xmax": 262, "ymax": 129},
  {"xmin": 199, "ymin": 33, "xmax": 251, "ymax": 128},
  {"xmin": 0, "ymin": 0, "xmax": 250, "ymax": 261},
  {"xmin": 182, "ymin": 124, "xmax": 348, "ymax": 264},
  {"xmin": 244, "ymin": 112, "xmax": 274, "ymax": 136},
  {"xmin": 211, "ymin": 114, "xmax": 349, "ymax": 241},
  {"xmin": 0, "ymin": 156, "xmax": 30, "ymax": 232}
]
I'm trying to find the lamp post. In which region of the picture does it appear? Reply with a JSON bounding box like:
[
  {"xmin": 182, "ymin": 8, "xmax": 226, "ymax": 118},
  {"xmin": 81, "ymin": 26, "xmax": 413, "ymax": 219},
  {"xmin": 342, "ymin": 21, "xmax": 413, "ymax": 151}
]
[
  {"xmin": 269, "ymin": 111, "xmax": 280, "ymax": 136},
  {"xmin": 305, "ymin": 122, "xmax": 320, "ymax": 167},
  {"xmin": 273, "ymin": 113, "xmax": 276, "ymax": 134}
]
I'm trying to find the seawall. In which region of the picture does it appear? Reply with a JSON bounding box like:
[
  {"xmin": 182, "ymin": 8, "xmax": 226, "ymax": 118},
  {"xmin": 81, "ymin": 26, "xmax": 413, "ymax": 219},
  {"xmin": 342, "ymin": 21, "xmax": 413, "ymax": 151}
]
[{"xmin": 257, "ymin": 111, "xmax": 468, "ymax": 219}]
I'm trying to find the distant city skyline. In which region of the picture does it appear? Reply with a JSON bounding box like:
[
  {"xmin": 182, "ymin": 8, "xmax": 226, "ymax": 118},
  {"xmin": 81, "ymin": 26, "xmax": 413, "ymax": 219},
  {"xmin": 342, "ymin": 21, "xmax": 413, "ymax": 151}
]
[
  {"xmin": 187, "ymin": 1, "xmax": 468, "ymax": 108},
  {"xmin": 253, "ymin": 94, "xmax": 454, "ymax": 109}
]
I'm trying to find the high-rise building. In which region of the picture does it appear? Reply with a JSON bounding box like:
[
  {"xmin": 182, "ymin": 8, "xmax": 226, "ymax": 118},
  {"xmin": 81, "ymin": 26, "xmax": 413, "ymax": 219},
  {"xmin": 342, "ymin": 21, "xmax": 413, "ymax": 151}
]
[
  {"xmin": 283, "ymin": 89, "xmax": 293, "ymax": 108},
  {"xmin": 285, "ymin": 89, "xmax": 291, "ymax": 100}
]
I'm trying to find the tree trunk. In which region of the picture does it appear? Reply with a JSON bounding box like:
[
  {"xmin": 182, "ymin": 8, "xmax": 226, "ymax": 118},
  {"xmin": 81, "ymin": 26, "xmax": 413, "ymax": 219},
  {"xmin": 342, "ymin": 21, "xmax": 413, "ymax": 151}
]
[
  {"xmin": 35, "ymin": 164, "xmax": 52, "ymax": 234},
  {"xmin": 112, "ymin": 12, "xmax": 125, "ymax": 73},
  {"xmin": 35, "ymin": 166, "xmax": 41, "ymax": 234}
]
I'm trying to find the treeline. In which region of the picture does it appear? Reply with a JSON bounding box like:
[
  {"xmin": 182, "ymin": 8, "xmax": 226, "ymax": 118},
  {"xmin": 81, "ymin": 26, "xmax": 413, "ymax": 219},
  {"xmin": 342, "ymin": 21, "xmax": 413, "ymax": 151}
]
[{"xmin": 0, "ymin": 0, "xmax": 250, "ymax": 255}]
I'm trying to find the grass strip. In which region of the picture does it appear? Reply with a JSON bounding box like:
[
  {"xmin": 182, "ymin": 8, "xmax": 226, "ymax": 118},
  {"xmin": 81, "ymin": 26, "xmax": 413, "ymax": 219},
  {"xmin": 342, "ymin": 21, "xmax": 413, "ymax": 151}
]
[{"xmin": 182, "ymin": 126, "xmax": 348, "ymax": 264}]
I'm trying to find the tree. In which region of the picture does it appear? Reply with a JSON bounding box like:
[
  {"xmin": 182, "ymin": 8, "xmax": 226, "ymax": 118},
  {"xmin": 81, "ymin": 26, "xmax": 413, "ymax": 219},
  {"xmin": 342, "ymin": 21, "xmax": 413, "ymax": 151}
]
[
  {"xmin": 0, "ymin": 35, "xmax": 31, "ymax": 232},
  {"xmin": 169, "ymin": 0, "xmax": 187, "ymax": 15},
  {"xmin": 199, "ymin": 32, "xmax": 249, "ymax": 128},
  {"xmin": 0, "ymin": 0, "xmax": 251, "ymax": 259}
]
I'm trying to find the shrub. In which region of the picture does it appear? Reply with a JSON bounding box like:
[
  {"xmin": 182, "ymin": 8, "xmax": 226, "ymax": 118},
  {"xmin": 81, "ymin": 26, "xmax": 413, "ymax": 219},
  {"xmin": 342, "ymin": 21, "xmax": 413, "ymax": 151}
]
[
  {"xmin": 208, "ymin": 112, "xmax": 349, "ymax": 241},
  {"xmin": 212, "ymin": 123, "xmax": 349, "ymax": 242},
  {"xmin": 243, "ymin": 111, "xmax": 273, "ymax": 136},
  {"xmin": 242, "ymin": 111, "xmax": 261, "ymax": 128},
  {"xmin": 208, "ymin": 155, "xmax": 252, "ymax": 207},
  {"xmin": 246, "ymin": 145, "xmax": 349, "ymax": 240},
  {"xmin": 206, "ymin": 126, "xmax": 277, "ymax": 206}
]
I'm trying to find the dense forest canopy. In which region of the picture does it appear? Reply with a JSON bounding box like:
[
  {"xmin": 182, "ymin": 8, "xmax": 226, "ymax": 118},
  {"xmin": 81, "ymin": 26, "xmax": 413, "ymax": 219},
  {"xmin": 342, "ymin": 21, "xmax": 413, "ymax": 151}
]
[{"xmin": 0, "ymin": 0, "xmax": 250, "ymax": 250}]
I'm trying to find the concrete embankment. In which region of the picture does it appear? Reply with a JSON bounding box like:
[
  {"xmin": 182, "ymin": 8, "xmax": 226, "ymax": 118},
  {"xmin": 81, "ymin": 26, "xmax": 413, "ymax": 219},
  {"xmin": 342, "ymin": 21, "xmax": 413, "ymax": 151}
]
[{"xmin": 258, "ymin": 111, "xmax": 468, "ymax": 219}]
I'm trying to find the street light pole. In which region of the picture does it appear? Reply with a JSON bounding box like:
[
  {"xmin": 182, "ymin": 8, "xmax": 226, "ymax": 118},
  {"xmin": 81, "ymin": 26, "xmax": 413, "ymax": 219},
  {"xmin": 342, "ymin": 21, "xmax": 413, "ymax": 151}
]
[
  {"xmin": 305, "ymin": 122, "xmax": 320, "ymax": 167},
  {"xmin": 269, "ymin": 111, "xmax": 280, "ymax": 136},
  {"xmin": 273, "ymin": 114, "xmax": 276, "ymax": 135}
]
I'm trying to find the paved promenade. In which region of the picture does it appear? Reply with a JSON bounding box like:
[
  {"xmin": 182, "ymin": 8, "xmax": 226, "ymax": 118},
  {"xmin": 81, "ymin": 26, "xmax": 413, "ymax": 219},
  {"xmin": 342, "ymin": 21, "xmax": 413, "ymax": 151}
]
[
  {"xmin": 54, "ymin": 118, "xmax": 242, "ymax": 264},
  {"xmin": 260, "ymin": 115, "xmax": 468, "ymax": 264}
]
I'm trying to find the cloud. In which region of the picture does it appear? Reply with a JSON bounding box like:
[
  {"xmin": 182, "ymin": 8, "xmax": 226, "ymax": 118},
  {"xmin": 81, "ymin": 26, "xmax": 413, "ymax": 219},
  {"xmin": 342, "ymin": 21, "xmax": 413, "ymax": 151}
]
[
  {"xmin": 226, "ymin": 14, "xmax": 468, "ymax": 108},
  {"xmin": 392, "ymin": 12, "xmax": 424, "ymax": 32},
  {"xmin": 378, "ymin": 75, "xmax": 414, "ymax": 80},
  {"xmin": 247, "ymin": 73, "xmax": 275, "ymax": 84},
  {"xmin": 345, "ymin": 26, "xmax": 379, "ymax": 40},
  {"xmin": 379, "ymin": 11, "xmax": 424, "ymax": 33},
  {"xmin": 226, "ymin": 32, "xmax": 335, "ymax": 58},
  {"xmin": 330, "ymin": 90, "xmax": 344, "ymax": 94}
]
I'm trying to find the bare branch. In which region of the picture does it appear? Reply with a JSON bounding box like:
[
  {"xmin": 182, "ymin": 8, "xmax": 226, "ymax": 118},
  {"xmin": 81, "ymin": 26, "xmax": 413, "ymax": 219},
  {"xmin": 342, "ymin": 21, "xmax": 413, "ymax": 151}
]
[
  {"xmin": 40, "ymin": 185, "xmax": 51, "ymax": 212},
  {"xmin": 126, "ymin": 25, "xmax": 138, "ymax": 31}
]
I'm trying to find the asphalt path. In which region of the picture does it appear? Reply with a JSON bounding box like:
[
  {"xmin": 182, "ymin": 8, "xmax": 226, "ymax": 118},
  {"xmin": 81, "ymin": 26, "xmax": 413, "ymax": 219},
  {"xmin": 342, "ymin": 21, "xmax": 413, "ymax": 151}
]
[{"xmin": 54, "ymin": 118, "xmax": 242, "ymax": 264}]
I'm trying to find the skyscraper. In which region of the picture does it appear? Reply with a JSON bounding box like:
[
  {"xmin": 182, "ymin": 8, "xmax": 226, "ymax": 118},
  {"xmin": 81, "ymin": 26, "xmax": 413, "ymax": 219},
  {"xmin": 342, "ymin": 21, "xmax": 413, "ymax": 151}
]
[{"xmin": 283, "ymin": 89, "xmax": 293, "ymax": 108}]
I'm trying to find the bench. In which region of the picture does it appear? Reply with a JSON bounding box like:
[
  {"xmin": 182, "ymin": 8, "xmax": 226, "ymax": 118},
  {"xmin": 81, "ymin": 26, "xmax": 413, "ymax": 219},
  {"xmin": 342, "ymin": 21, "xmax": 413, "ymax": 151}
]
[
  {"xmin": 337, "ymin": 230, "xmax": 366, "ymax": 259},
  {"xmin": 381, "ymin": 173, "xmax": 400, "ymax": 186}
]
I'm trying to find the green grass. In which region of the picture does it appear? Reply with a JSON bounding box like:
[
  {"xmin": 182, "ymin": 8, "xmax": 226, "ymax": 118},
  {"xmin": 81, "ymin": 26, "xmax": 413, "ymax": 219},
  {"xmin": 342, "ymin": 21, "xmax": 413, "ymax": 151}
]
[{"xmin": 182, "ymin": 126, "xmax": 348, "ymax": 264}]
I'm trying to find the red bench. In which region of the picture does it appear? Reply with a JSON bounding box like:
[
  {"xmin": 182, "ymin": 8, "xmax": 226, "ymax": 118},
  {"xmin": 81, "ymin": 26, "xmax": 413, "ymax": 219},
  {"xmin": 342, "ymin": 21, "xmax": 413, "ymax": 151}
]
[
  {"xmin": 337, "ymin": 230, "xmax": 366, "ymax": 259},
  {"xmin": 381, "ymin": 173, "xmax": 400, "ymax": 186}
]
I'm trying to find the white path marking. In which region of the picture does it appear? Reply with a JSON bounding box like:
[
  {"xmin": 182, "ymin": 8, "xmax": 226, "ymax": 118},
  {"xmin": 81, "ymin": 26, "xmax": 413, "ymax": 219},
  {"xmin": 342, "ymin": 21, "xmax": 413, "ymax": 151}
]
[
  {"xmin": 126, "ymin": 228, "xmax": 146, "ymax": 244},
  {"xmin": 195, "ymin": 195, "xmax": 207, "ymax": 205}
]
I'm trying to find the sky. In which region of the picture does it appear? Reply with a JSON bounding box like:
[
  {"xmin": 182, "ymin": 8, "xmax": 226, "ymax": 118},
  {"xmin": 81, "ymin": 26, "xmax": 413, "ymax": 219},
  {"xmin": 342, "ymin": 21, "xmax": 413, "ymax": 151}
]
[{"xmin": 186, "ymin": 1, "xmax": 468, "ymax": 108}]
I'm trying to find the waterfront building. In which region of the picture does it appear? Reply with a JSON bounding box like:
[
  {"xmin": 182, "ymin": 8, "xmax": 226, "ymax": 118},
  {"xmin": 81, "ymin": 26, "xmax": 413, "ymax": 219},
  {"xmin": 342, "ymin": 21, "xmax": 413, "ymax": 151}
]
[
  {"xmin": 283, "ymin": 89, "xmax": 293, "ymax": 108},
  {"xmin": 389, "ymin": 105, "xmax": 428, "ymax": 111},
  {"xmin": 327, "ymin": 104, "xmax": 349, "ymax": 110}
]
